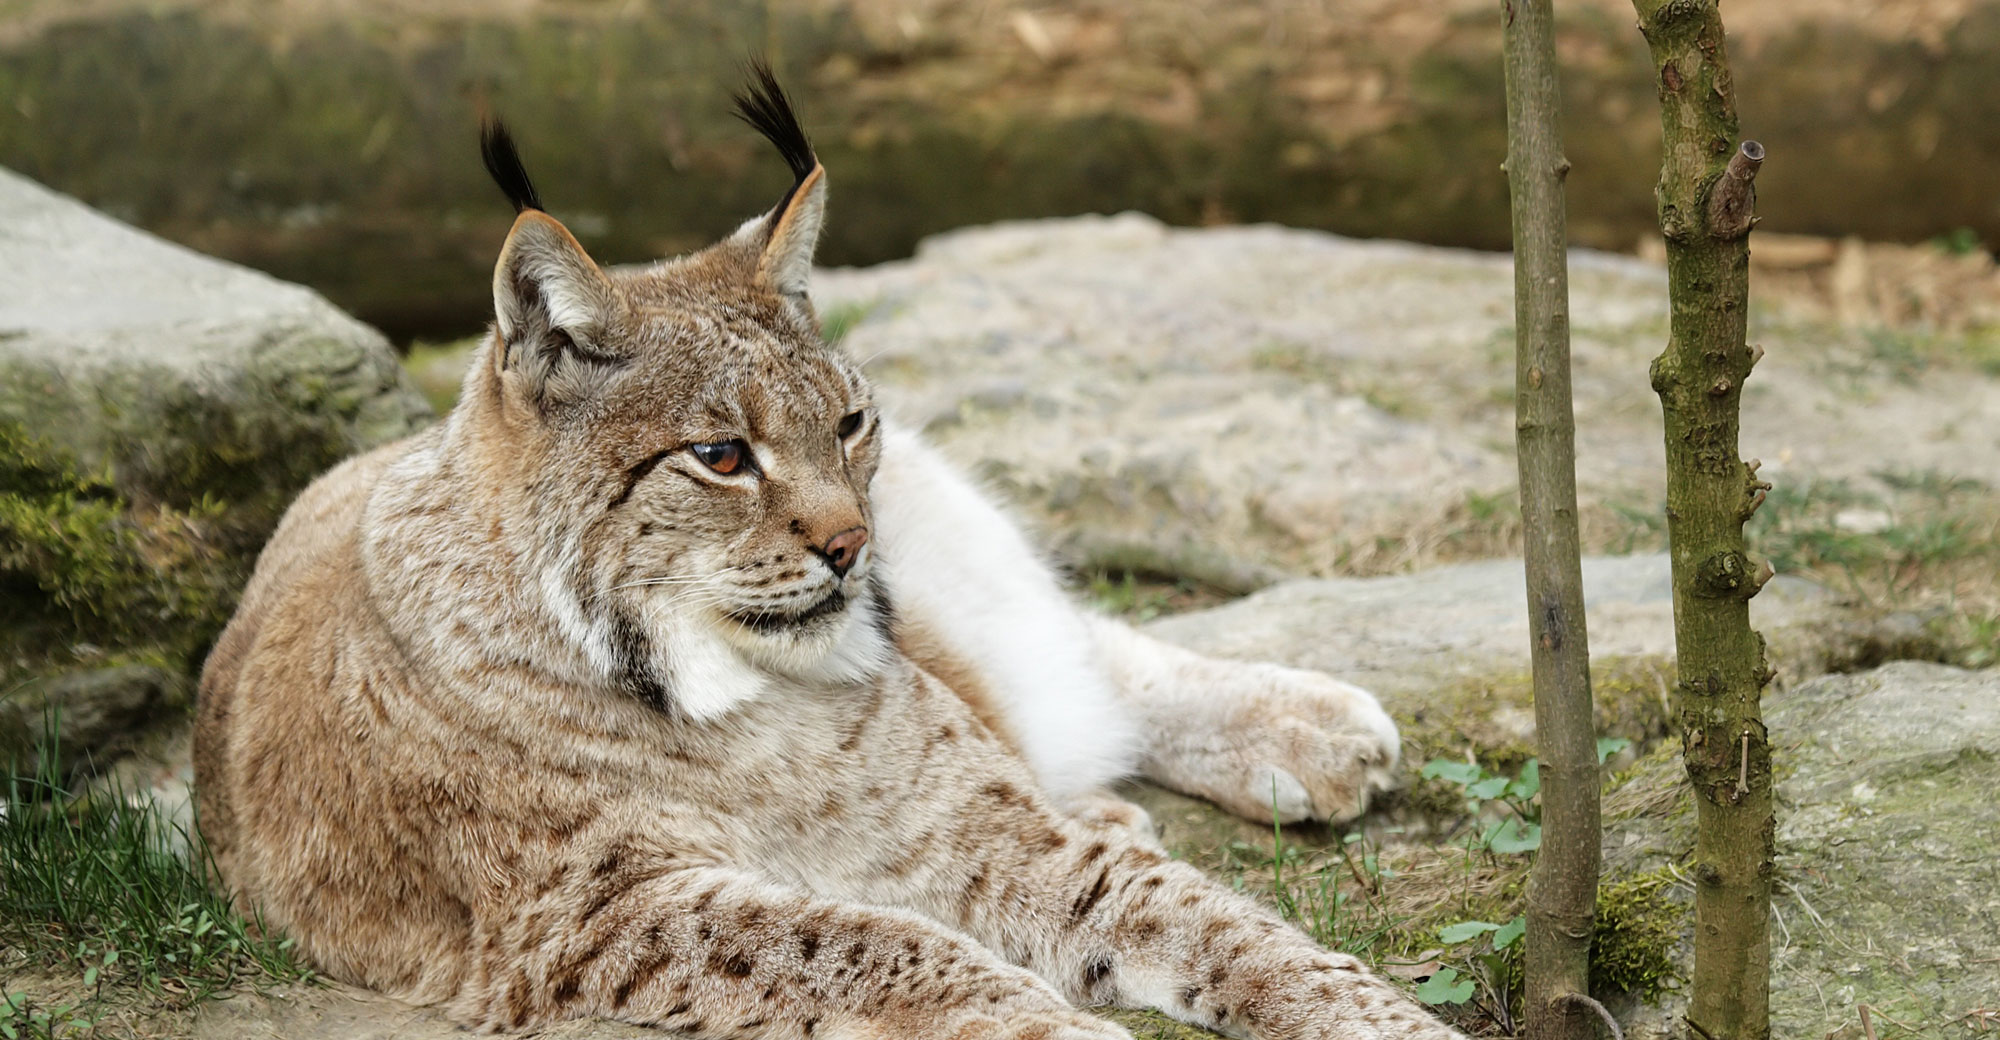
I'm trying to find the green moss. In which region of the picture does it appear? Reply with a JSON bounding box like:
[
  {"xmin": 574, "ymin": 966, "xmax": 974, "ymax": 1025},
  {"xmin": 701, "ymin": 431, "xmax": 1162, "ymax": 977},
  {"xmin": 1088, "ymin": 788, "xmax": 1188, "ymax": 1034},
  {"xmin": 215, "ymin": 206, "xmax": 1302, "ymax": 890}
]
[
  {"xmin": 1102, "ymin": 1007, "xmax": 1221, "ymax": 1039},
  {"xmin": 0, "ymin": 421, "xmax": 234, "ymax": 708},
  {"xmin": 1590, "ymin": 868, "xmax": 1683, "ymax": 1000},
  {"xmin": 0, "ymin": 423, "xmax": 220, "ymax": 638}
]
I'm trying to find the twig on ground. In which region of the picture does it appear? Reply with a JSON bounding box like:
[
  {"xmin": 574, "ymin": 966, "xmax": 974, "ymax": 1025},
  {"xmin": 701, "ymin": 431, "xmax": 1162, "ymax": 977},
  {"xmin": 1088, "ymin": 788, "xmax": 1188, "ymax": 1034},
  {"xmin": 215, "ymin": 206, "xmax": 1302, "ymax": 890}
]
[{"xmin": 1557, "ymin": 992, "xmax": 1624, "ymax": 1040}]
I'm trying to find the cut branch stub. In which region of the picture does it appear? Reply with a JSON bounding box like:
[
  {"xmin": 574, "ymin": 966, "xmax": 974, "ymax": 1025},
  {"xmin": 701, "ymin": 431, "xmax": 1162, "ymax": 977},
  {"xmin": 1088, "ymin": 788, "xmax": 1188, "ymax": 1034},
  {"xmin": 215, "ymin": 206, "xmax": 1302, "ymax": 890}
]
[{"xmin": 1707, "ymin": 139, "xmax": 1764, "ymax": 239}]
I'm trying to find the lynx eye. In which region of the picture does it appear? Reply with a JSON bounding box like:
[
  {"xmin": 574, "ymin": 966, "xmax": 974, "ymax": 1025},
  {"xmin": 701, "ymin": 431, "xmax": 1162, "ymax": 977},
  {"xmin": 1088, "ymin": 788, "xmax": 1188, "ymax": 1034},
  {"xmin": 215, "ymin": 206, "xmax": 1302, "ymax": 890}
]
[
  {"xmin": 837, "ymin": 409, "xmax": 868, "ymax": 440},
  {"xmin": 690, "ymin": 440, "xmax": 748, "ymax": 476}
]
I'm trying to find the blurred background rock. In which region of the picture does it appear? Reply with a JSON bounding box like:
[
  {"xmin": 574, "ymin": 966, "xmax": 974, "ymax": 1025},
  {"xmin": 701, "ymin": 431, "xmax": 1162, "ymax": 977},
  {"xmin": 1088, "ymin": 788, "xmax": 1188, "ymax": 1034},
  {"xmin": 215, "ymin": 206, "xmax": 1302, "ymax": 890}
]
[{"xmin": 2, "ymin": 0, "xmax": 1996, "ymax": 342}]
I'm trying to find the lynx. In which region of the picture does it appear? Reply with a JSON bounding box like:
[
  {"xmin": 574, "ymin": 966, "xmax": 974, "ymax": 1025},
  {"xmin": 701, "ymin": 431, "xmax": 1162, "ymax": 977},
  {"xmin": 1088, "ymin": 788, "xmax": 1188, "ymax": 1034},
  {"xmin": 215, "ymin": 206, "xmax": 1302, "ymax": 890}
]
[{"xmin": 193, "ymin": 68, "xmax": 1460, "ymax": 1040}]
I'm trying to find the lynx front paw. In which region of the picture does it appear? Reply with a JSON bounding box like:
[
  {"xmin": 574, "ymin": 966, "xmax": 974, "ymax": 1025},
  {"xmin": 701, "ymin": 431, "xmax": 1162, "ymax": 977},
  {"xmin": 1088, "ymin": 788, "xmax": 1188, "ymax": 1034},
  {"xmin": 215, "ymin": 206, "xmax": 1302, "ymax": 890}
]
[
  {"xmin": 1159, "ymin": 664, "xmax": 1402, "ymax": 824},
  {"xmin": 1214, "ymin": 951, "xmax": 1468, "ymax": 1040}
]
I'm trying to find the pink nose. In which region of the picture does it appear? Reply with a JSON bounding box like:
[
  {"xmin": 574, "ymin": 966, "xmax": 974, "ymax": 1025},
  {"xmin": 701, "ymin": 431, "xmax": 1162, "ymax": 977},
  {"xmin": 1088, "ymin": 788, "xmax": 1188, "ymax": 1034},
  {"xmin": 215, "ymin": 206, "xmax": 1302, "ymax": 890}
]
[{"xmin": 820, "ymin": 527, "xmax": 868, "ymax": 576}]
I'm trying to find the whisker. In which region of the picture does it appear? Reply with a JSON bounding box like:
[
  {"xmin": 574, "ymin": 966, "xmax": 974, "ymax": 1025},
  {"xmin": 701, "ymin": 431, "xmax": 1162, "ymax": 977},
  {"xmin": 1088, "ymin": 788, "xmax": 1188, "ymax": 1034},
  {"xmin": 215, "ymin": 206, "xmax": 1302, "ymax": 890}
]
[{"xmin": 855, "ymin": 343, "xmax": 898, "ymax": 367}]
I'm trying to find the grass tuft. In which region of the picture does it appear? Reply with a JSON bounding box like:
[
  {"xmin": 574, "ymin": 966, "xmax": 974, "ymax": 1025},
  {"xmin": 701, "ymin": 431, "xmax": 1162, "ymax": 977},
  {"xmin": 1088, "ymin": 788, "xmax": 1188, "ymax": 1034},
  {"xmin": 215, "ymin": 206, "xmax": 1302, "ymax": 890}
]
[{"xmin": 1, "ymin": 734, "xmax": 311, "ymax": 1036}]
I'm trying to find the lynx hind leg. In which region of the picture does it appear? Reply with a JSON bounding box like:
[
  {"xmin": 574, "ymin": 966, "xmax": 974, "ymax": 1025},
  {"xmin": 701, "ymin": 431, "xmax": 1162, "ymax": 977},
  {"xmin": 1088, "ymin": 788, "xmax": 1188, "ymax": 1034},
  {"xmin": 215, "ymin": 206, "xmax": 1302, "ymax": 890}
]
[{"xmin": 1091, "ymin": 618, "xmax": 1402, "ymax": 824}]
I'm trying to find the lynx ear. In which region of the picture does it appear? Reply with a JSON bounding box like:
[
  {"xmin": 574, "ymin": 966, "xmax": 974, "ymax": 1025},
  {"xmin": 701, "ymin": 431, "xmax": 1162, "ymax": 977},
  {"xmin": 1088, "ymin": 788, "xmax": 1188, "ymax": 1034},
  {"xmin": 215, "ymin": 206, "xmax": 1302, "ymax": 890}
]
[
  {"xmin": 732, "ymin": 62, "xmax": 825, "ymax": 301},
  {"xmin": 754, "ymin": 166, "xmax": 825, "ymax": 299},
  {"xmin": 492, "ymin": 210, "xmax": 623, "ymax": 405}
]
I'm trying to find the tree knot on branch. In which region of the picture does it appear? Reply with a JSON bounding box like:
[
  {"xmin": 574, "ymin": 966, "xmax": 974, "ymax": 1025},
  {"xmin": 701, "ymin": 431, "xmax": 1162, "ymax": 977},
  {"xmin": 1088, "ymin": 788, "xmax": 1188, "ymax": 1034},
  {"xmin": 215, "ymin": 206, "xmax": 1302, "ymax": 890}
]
[
  {"xmin": 1660, "ymin": 60, "xmax": 1683, "ymax": 94},
  {"xmin": 1648, "ymin": 354, "xmax": 1674, "ymax": 393},
  {"xmin": 1692, "ymin": 550, "xmax": 1771, "ymax": 599},
  {"xmin": 1706, "ymin": 140, "xmax": 1763, "ymax": 239},
  {"xmin": 1641, "ymin": 0, "xmax": 1708, "ymax": 32}
]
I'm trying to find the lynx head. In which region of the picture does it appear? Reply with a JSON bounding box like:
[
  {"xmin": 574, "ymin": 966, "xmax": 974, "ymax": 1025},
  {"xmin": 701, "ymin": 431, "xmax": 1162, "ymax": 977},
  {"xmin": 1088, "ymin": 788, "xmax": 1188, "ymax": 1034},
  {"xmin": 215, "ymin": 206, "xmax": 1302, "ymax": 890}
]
[{"xmin": 463, "ymin": 66, "xmax": 888, "ymax": 720}]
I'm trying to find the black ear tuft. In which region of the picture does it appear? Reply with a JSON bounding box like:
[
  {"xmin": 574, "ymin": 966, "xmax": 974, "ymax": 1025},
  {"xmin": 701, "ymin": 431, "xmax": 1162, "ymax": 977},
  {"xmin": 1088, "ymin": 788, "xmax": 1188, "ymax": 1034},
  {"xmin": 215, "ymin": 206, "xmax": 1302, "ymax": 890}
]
[
  {"xmin": 480, "ymin": 118, "xmax": 545, "ymax": 214},
  {"xmin": 732, "ymin": 59, "xmax": 817, "ymax": 187}
]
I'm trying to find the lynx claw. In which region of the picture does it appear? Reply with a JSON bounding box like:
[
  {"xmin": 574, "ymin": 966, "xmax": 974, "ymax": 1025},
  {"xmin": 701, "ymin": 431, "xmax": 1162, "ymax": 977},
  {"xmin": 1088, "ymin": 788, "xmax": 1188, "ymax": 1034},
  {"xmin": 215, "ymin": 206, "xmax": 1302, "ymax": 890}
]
[{"xmin": 1248, "ymin": 765, "xmax": 1315, "ymax": 823}]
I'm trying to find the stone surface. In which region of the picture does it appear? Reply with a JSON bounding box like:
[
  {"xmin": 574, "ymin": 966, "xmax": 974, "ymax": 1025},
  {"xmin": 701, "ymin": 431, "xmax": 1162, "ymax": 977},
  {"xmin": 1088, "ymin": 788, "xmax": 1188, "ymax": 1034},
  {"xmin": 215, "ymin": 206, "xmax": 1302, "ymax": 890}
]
[
  {"xmin": 1120, "ymin": 551, "xmax": 1936, "ymax": 852},
  {"xmin": 0, "ymin": 167, "xmax": 431, "ymax": 761},
  {"xmin": 1602, "ymin": 661, "xmax": 2000, "ymax": 1039},
  {"xmin": 816, "ymin": 215, "xmax": 2000, "ymax": 584},
  {"xmin": 1143, "ymin": 553, "xmax": 1882, "ymax": 702},
  {"xmin": 0, "ymin": 663, "xmax": 176, "ymax": 767}
]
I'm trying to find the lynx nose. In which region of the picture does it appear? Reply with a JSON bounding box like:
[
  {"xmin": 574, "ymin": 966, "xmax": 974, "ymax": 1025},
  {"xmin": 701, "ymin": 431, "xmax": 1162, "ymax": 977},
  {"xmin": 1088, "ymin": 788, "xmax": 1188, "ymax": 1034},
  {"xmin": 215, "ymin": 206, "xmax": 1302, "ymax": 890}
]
[{"xmin": 817, "ymin": 527, "xmax": 869, "ymax": 577}]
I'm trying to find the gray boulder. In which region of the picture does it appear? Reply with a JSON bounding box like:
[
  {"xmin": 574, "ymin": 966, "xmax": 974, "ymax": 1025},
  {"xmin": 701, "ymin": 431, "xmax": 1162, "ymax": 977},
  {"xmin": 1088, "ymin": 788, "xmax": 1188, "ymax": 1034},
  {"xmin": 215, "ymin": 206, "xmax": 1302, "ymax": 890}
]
[
  {"xmin": 817, "ymin": 214, "xmax": 2000, "ymax": 586},
  {"xmin": 0, "ymin": 167, "xmax": 431, "ymax": 765}
]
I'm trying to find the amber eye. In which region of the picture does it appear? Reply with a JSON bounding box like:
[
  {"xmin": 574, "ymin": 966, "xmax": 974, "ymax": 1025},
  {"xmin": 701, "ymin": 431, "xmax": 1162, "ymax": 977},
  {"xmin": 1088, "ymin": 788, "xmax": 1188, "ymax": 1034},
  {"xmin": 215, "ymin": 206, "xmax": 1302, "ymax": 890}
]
[
  {"xmin": 691, "ymin": 440, "xmax": 748, "ymax": 475},
  {"xmin": 837, "ymin": 409, "xmax": 867, "ymax": 439}
]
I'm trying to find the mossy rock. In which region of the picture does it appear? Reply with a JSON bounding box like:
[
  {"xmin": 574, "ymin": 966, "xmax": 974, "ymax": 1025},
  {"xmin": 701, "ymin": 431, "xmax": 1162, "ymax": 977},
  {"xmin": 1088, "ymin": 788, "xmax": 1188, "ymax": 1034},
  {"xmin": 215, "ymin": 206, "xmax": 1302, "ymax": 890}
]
[
  {"xmin": 0, "ymin": 168, "xmax": 431, "ymax": 769},
  {"xmin": 1602, "ymin": 662, "xmax": 2000, "ymax": 1038}
]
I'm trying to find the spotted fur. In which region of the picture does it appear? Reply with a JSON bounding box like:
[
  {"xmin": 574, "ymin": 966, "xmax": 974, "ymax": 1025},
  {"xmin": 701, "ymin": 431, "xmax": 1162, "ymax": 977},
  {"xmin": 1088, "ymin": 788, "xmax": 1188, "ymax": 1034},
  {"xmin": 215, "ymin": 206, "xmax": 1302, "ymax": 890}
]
[{"xmin": 194, "ymin": 74, "xmax": 1459, "ymax": 1040}]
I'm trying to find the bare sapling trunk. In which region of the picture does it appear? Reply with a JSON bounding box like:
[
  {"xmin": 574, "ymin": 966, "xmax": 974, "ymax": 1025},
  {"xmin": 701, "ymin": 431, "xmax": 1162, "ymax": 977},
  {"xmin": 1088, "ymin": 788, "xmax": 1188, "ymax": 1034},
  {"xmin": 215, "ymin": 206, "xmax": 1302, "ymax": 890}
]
[
  {"xmin": 1629, "ymin": 1, "xmax": 1774, "ymax": 1038},
  {"xmin": 1500, "ymin": 2, "xmax": 1604, "ymax": 1039}
]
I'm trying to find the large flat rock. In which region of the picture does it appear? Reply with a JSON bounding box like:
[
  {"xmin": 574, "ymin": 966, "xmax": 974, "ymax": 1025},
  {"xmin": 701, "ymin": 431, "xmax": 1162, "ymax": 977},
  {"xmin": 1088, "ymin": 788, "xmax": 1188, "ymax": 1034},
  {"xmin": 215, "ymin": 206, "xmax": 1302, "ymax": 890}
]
[
  {"xmin": 1143, "ymin": 553, "xmax": 1884, "ymax": 700},
  {"xmin": 817, "ymin": 215, "xmax": 2000, "ymax": 585},
  {"xmin": 1128, "ymin": 552, "xmax": 1923, "ymax": 855}
]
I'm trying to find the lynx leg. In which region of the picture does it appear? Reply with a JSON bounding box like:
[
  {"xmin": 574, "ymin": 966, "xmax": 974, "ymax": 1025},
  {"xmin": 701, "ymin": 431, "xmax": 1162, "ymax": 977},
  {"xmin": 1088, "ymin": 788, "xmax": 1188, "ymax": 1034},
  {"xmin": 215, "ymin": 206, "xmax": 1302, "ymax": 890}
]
[
  {"xmin": 1087, "ymin": 617, "xmax": 1403, "ymax": 824},
  {"xmin": 935, "ymin": 779, "xmax": 1464, "ymax": 1040},
  {"xmin": 459, "ymin": 861, "xmax": 1130, "ymax": 1040},
  {"xmin": 872, "ymin": 423, "xmax": 1402, "ymax": 824}
]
